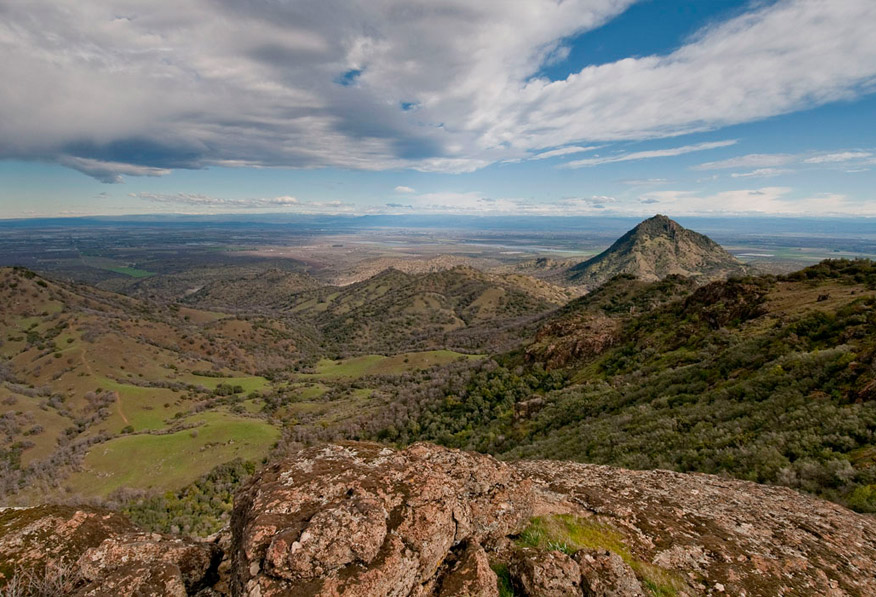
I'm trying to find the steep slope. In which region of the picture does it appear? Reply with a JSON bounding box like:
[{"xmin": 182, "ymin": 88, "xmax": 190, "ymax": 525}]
[
  {"xmin": 361, "ymin": 260, "xmax": 876, "ymax": 513},
  {"xmin": 284, "ymin": 266, "xmax": 568, "ymax": 354},
  {"xmin": 568, "ymin": 214, "xmax": 747, "ymax": 289}
]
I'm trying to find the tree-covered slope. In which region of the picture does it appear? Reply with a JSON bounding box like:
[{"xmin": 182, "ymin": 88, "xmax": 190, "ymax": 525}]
[{"xmin": 364, "ymin": 260, "xmax": 876, "ymax": 512}]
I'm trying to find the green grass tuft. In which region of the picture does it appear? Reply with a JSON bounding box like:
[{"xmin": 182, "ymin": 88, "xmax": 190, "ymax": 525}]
[
  {"xmin": 490, "ymin": 563, "xmax": 516, "ymax": 597},
  {"xmin": 515, "ymin": 515, "xmax": 683, "ymax": 597}
]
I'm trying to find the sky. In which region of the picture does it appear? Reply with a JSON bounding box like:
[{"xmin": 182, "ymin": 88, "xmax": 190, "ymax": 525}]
[{"xmin": 1, "ymin": 0, "xmax": 875, "ymax": 219}]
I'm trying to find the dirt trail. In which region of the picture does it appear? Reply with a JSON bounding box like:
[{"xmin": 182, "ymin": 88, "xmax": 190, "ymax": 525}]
[{"xmin": 113, "ymin": 391, "xmax": 130, "ymax": 425}]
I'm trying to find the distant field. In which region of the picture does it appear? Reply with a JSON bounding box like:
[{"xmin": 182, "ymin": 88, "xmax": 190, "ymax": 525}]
[
  {"xmin": 105, "ymin": 266, "xmax": 154, "ymax": 278},
  {"xmin": 297, "ymin": 350, "xmax": 482, "ymax": 379},
  {"xmin": 66, "ymin": 412, "xmax": 280, "ymax": 496},
  {"xmin": 185, "ymin": 374, "xmax": 272, "ymax": 393}
]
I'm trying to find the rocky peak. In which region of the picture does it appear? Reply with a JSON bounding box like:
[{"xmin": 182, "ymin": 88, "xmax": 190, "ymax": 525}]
[{"xmin": 568, "ymin": 215, "xmax": 747, "ymax": 289}]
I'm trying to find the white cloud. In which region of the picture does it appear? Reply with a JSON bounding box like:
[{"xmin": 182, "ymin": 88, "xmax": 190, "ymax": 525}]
[
  {"xmin": 409, "ymin": 192, "xmax": 616, "ymax": 215},
  {"xmin": 58, "ymin": 157, "xmax": 171, "ymax": 184},
  {"xmin": 730, "ymin": 168, "xmax": 794, "ymax": 178},
  {"xmin": 130, "ymin": 192, "xmax": 357, "ymax": 213},
  {"xmin": 695, "ymin": 153, "xmax": 795, "ymax": 170},
  {"xmin": 530, "ymin": 146, "xmax": 600, "ymax": 160},
  {"xmin": 394, "ymin": 185, "xmax": 416, "ymax": 193},
  {"xmin": 803, "ymin": 151, "xmax": 872, "ymax": 164},
  {"xmin": 636, "ymin": 187, "xmax": 876, "ymax": 216},
  {"xmin": 563, "ymin": 140, "xmax": 737, "ymax": 168},
  {"xmin": 1, "ymin": 1, "xmax": 875, "ymax": 179}
]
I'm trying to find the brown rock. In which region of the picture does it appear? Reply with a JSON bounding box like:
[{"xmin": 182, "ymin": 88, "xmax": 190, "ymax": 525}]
[
  {"xmin": 231, "ymin": 442, "xmax": 534, "ymax": 596},
  {"xmin": 0, "ymin": 505, "xmax": 137, "ymax": 583},
  {"xmin": 511, "ymin": 547, "xmax": 581, "ymax": 596},
  {"xmin": 576, "ymin": 549, "xmax": 644, "ymax": 597},
  {"xmin": 438, "ymin": 541, "xmax": 498, "ymax": 597},
  {"xmin": 76, "ymin": 532, "xmax": 221, "ymax": 595},
  {"xmin": 231, "ymin": 442, "xmax": 876, "ymax": 597}
]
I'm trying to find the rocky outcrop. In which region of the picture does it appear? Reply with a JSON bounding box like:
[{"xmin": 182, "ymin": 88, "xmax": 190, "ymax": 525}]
[
  {"xmin": 230, "ymin": 442, "xmax": 535, "ymax": 596},
  {"xmin": 3, "ymin": 442, "xmax": 876, "ymax": 596},
  {"xmin": 233, "ymin": 442, "xmax": 876, "ymax": 597},
  {"xmin": 0, "ymin": 506, "xmax": 221, "ymax": 596}
]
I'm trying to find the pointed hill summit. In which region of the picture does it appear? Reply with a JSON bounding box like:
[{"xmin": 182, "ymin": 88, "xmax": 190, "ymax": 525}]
[{"xmin": 568, "ymin": 214, "xmax": 748, "ymax": 288}]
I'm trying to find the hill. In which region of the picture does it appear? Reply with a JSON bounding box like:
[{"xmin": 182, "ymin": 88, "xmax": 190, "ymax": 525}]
[
  {"xmin": 181, "ymin": 268, "xmax": 323, "ymax": 311},
  {"xmin": 282, "ymin": 266, "xmax": 570, "ymax": 354},
  {"xmin": 0, "ymin": 267, "xmax": 310, "ymax": 503},
  {"xmin": 568, "ymin": 215, "xmax": 748, "ymax": 289},
  {"xmin": 359, "ymin": 260, "xmax": 876, "ymax": 513}
]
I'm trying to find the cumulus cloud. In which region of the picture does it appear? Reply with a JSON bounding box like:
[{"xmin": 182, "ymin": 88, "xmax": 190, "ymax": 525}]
[
  {"xmin": 563, "ymin": 140, "xmax": 736, "ymax": 168},
  {"xmin": 394, "ymin": 186, "xmax": 416, "ymax": 193},
  {"xmin": 131, "ymin": 192, "xmax": 356, "ymax": 213},
  {"xmin": 133, "ymin": 193, "xmax": 299, "ymax": 208},
  {"xmin": 2, "ymin": 1, "xmax": 876, "ymax": 180}
]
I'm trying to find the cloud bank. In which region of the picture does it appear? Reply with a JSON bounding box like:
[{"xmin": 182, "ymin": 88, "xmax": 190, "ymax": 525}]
[{"xmin": 1, "ymin": 1, "xmax": 875, "ymax": 181}]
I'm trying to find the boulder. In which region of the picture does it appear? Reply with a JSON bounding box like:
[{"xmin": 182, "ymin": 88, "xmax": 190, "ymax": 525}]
[
  {"xmin": 231, "ymin": 442, "xmax": 535, "ymax": 596},
  {"xmin": 576, "ymin": 549, "xmax": 644, "ymax": 597},
  {"xmin": 510, "ymin": 547, "xmax": 581, "ymax": 596}
]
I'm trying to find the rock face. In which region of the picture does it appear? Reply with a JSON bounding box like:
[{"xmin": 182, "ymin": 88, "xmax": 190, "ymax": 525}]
[
  {"xmin": 568, "ymin": 215, "xmax": 747, "ymax": 289},
  {"xmin": 4, "ymin": 442, "xmax": 876, "ymax": 596},
  {"xmin": 0, "ymin": 506, "xmax": 221, "ymax": 596},
  {"xmin": 231, "ymin": 442, "xmax": 535, "ymax": 596},
  {"xmin": 233, "ymin": 442, "xmax": 876, "ymax": 597}
]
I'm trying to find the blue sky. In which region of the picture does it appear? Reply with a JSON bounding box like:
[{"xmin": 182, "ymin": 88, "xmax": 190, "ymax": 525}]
[{"xmin": 1, "ymin": 0, "xmax": 875, "ymax": 218}]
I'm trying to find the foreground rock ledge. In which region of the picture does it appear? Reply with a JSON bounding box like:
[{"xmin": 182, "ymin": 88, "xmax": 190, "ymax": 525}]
[
  {"xmin": 2, "ymin": 442, "xmax": 876, "ymax": 596},
  {"xmin": 233, "ymin": 442, "xmax": 876, "ymax": 597}
]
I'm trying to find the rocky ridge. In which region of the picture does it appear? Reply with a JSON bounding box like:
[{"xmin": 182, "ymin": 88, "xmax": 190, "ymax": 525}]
[{"xmin": 2, "ymin": 442, "xmax": 876, "ymax": 596}]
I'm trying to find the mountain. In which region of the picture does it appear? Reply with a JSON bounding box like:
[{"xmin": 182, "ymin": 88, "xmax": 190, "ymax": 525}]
[
  {"xmin": 4, "ymin": 442, "xmax": 876, "ymax": 596},
  {"xmin": 567, "ymin": 214, "xmax": 748, "ymax": 289}
]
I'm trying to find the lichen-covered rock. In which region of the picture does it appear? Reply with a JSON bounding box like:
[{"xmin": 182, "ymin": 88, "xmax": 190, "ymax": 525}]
[
  {"xmin": 511, "ymin": 547, "xmax": 582, "ymax": 597},
  {"xmin": 437, "ymin": 541, "xmax": 498, "ymax": 597},
  {"xmin": 516, "ymin": 459, "xmax": 876, "ymax": 596},
  {"xmin": 0, "ymin": 505, "xmax": 137, "ymax": 583},
  {"xmin": 576, "ymin": 549, "xmax": 644, "ymax": 597},
  {"xmin": 232, "ymin": 442, "xmax": 876, "ymax": 597},
  {"xmin": 75, "ymin": 532, "xmax": 221, "ymax": 595},
  {"xmin": 231, "ymin": 442, "xmax": 535, "ymax": 596}
]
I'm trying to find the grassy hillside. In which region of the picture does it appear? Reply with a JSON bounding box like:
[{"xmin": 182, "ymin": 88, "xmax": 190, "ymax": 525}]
[
  {"xmin": 0, "ymin": 267, "xmax": 300, "ymax": 501},
  {"xmin": 363, "ymin": 260, "xmax": 876, "ymax": 512}
]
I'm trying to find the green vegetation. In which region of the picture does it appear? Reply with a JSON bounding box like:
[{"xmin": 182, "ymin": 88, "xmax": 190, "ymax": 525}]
[
  {"xmin": 105, "ymin": 266, "xmax": 154, "ymax": 278},
  {"xmin": 515, "ymin": 515, "xmax": 682, "ymax": 596},
  {"xmin": 491, "ymin": 563, "xmax": 516, "ymax": 597},
  {"xmin": 121, "ymin": 459, "xmax": 256, "ymax": 536},
  {"xmin": 298, "ymin": 351, "xmax": 482, "ymax": 380},
  {"xmin": 66, "ymin": 413, "xmax": 279, "ymax": 496},
  {"xmin": 368, "ymin": 260, "xmax": 876, "ymax": 513}
]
